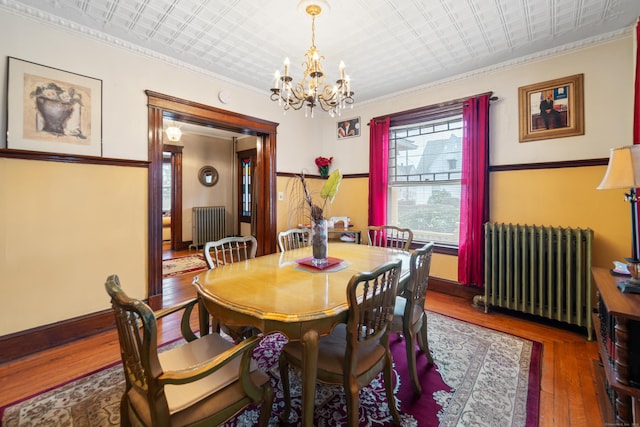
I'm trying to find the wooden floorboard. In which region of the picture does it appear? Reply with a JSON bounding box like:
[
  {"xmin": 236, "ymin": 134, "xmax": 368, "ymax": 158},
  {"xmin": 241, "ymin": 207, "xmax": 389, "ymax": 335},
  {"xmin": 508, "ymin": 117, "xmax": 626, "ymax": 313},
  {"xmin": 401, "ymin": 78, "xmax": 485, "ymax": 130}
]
[{"xmin": 0, "ymin": 247, "xmax": 603, "ymax": 426}]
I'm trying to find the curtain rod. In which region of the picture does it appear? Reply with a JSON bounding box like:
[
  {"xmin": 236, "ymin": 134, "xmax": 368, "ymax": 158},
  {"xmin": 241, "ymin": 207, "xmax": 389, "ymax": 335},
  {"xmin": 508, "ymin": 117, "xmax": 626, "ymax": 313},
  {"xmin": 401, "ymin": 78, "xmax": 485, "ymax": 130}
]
[{"xmin": 370, "ymin": 91, "xmax": 497, "ymax": 125}]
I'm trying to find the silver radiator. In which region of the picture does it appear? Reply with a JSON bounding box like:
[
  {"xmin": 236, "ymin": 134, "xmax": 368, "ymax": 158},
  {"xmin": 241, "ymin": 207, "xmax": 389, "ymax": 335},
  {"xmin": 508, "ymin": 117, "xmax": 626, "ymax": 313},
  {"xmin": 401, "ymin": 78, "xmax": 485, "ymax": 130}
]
[{"xmin": 189, "ymin": 206, "xmax": 226, "ymax": 250}]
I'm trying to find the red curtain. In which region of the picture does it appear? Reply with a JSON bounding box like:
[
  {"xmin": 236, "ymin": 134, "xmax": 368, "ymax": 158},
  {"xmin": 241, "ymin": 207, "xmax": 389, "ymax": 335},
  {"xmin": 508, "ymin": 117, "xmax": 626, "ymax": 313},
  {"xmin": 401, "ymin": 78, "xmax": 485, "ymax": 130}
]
[
  {"xmin": 368, "ymin": 117, "xmax": 390, "ymax": 226},
  {"xmin": 634, "ymin": 17, "xmax": 640, "ymax": 145},
  {"xmin": 633, "ymin": 18, "xmax": 640, "ymax": 258},
  {"xmin": 458, "ymin": 94, "xmax": 490, "ymax": 287}
]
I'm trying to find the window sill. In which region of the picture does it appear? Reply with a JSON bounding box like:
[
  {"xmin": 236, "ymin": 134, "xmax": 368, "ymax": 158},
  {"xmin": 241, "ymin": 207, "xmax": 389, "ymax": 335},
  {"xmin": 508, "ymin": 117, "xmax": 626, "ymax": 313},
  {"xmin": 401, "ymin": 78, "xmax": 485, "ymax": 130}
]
[{"xmin": 411, "ymin": 240, "xmax": 458, "ymax": 256}]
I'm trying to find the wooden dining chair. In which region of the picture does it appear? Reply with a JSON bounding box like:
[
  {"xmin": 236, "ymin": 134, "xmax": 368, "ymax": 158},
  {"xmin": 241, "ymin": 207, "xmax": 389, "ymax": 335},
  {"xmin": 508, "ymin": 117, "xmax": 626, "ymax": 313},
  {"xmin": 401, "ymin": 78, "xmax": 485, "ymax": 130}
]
[
  {"xmin": 105, "ymin": 274, "xmax": 274, "ymax": 427},
  {"xmin": 390, "ymin": 242, "xmax": 435, "ymax": 395},
  {"xmin": 203, "ymin": 235, "xmax": 258, "ymax": 269},
  {"xmin": 203, "ymin": 235, "xmax": 260, "ymax": 341},
  {"xmin": 367, "ymin": 225, "xmax": 414, "ymax": 251},
  {"xmin": 277, "ymin": 228, "xmax": 311, "ymax": 252},
  {"xmin": 278, "ymin": 260, "xmax": 403, "ymax": 426}
]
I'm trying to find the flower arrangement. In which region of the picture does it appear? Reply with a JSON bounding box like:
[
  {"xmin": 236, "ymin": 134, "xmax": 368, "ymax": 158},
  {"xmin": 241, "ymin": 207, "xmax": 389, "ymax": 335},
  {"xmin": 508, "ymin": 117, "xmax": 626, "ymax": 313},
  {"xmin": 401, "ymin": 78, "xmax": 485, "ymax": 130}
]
[
  {"xmin": 30, "ymin": 82, "xmax": 83, "ymax": 106},
  {"xmin": 290, "ymin": 169, "xmax": 342, "ymax": 263},
  {"xmin": 300, "ymin": 169, "xmax": 342, "ymax": 222},
  {"xmin": 315, "ymin": 156, "xmax": 333, "ymax": 177}
]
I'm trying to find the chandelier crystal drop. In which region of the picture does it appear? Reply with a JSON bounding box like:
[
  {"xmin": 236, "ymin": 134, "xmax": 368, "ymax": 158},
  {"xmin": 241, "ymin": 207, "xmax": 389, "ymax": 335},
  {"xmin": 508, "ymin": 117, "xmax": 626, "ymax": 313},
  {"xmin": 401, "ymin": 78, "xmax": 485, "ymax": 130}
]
[{"xmin": 270, "ymin": 3, "xmax": 354, "ymax": 118}]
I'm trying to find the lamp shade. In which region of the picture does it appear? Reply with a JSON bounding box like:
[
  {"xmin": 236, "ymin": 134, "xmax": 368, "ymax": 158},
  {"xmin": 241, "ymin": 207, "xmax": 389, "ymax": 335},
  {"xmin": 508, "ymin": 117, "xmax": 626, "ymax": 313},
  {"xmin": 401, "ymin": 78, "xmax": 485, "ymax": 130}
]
[{"xmin": 597, "ymin": 145, "xmax": 640, "ymax": 190}]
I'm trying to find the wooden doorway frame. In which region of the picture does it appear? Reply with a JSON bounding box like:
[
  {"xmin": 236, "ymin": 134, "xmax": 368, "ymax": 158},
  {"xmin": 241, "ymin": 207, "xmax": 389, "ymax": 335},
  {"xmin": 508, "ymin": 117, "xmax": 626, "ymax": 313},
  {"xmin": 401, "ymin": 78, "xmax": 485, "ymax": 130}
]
[{"xmin": 146, "ymin": 91, "xmax": 278, "ymax": 309}]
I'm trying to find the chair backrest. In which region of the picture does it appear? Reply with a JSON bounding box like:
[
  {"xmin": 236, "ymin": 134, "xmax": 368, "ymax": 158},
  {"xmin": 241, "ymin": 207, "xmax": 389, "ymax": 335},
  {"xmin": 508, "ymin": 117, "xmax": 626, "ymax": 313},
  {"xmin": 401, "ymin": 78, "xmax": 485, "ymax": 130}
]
[
  {"xmin": 105, "ymin": 274, "xmax": 272, "ymax": 426},
  {"xmin": 345, "ymin": 259, "xmax": 402, "ymax": 361},
  {"xmin": 204, "ymin": 235, "xmax": 257, "ymax": 268},
  {"xmin": 405, "ymin": 242, "xmax": 434, "ymax": 320},
  {"xmin": 367, "ymin": 225, "xmax": 414, "ymax": 251},
  {"xmin": 278, "ymin": 228, "xmax": 311, "ymax": 252},
  {"xmin": 105, "ymin": 275, "xmax": 171, "ymax": 411}
]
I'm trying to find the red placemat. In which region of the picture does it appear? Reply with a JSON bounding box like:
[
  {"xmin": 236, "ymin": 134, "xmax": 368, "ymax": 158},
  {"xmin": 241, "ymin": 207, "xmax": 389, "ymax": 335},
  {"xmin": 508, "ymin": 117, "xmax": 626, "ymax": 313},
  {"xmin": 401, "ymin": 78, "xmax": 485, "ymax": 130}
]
[{"xmin": 296, "ymin": 256, "xmax": 344, "ymax": 271}]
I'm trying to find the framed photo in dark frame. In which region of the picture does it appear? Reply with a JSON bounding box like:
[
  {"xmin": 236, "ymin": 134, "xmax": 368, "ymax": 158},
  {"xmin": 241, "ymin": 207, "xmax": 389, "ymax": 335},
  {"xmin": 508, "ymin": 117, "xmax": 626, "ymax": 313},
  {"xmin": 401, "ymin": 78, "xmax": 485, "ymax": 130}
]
[
  {"xmin": 518, "ymin": 74, "xmax": 584, "ymax": 142},
  {"xmin": 7, "ymin": 57, "xmax": 102, "ymax": 156}
]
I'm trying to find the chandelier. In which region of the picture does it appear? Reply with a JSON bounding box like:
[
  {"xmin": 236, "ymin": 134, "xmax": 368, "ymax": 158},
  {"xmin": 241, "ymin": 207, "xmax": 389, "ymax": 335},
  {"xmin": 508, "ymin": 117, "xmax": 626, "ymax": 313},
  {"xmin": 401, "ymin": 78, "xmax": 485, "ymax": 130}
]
[{"xmin": 270, "ymin": 2, "xmax": 354, "ymax": 118}]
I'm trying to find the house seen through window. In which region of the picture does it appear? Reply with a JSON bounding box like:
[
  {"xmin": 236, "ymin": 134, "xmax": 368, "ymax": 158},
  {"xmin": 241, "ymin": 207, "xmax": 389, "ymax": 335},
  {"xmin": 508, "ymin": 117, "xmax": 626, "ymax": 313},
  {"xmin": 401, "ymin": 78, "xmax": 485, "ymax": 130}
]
[{"xmin": 388, "ymin": 115, "xmax": 462, "ymax": 246}]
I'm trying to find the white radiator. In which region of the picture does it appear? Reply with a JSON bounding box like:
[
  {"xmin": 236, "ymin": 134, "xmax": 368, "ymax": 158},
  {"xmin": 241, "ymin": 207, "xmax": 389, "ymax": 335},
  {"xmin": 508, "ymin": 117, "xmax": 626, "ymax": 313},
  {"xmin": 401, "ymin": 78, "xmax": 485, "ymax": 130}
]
[{"xmin": 189, "ymin": 206, "xmax": 226, "ymax": 250}]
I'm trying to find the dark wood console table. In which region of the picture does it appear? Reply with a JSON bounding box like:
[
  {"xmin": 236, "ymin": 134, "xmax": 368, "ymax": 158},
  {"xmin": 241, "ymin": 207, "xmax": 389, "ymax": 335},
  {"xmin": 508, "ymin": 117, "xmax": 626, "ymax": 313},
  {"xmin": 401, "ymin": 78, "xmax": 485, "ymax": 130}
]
[{"xmin": 592, "ymin": 267, "xmax": 640, "ymax": 426}]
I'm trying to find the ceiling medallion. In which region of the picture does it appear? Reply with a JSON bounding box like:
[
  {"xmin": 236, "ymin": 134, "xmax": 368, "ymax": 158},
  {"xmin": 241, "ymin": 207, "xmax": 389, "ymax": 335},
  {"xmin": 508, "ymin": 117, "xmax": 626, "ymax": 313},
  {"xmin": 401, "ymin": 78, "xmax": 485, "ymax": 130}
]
[{"xmin": 269, "ymin": 1, "xmax": 354, "ymax": 118}]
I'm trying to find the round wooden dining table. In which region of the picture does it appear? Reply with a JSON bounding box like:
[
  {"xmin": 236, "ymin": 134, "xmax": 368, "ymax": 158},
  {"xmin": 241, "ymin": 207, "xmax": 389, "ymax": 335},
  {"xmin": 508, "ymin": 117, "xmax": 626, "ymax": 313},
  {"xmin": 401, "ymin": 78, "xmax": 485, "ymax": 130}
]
[{"xmin": 193, "ymin": 242, "xmax": 411, "ymax": 427}]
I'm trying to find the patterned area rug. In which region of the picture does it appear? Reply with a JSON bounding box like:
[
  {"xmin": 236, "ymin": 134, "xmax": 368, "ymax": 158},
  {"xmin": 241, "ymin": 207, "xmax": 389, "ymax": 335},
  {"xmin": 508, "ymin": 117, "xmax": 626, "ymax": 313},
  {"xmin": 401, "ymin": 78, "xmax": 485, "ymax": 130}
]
[
  {"xmin": 0, "ymin": 312, "xmax": 540, "ymax": 426},
  {"xmin": 162, "ymin": 254, "xmax": 207, "ymax": 278}
]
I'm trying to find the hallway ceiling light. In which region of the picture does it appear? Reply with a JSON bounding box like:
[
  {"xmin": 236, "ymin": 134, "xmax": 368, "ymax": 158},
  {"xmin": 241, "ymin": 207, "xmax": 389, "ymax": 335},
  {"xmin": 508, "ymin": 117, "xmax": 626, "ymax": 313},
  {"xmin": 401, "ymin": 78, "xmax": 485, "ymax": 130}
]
[
  {"xmin": 270, "ymin": 1, "xmax": 354, "ymax": 118},
  {"xmin": 165, "ymin": 125, "xmax": 182, "ymax": 142}
]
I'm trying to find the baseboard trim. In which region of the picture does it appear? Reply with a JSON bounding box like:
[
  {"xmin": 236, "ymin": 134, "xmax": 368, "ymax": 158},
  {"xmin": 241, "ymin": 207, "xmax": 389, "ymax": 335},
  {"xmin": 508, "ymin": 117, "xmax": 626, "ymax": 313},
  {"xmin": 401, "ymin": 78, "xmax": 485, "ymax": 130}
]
[
  {"xmin": 0, "ymin": 309, "xmax": 115, "ymax": 365},
  {"xmin": 429, "ymin": 277, "xmax": 483, "ymax": 300}
]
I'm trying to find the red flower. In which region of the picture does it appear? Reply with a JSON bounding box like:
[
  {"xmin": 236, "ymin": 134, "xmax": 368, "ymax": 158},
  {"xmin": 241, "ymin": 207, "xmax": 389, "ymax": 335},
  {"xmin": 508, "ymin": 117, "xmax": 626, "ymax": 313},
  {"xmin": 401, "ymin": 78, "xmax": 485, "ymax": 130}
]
[{"xmin": 315, "ymin": 156, "xmax": 333, "ymax": 168}]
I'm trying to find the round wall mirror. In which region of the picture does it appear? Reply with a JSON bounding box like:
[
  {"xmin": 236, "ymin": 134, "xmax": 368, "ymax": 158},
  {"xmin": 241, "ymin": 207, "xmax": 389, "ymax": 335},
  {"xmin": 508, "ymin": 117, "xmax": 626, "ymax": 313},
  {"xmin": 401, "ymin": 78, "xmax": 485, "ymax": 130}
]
[{"xmin": 198, "ymin": 165, "xmax": 219, "ymax": 187}]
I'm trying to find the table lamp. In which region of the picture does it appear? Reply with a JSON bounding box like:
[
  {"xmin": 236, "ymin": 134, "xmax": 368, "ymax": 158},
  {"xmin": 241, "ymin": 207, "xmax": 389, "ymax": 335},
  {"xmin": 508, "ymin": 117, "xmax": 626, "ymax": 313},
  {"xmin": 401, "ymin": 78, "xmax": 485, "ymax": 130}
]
[{"xmin": 597, "ymin": 145, "xmax": 640, "ymax": 292}]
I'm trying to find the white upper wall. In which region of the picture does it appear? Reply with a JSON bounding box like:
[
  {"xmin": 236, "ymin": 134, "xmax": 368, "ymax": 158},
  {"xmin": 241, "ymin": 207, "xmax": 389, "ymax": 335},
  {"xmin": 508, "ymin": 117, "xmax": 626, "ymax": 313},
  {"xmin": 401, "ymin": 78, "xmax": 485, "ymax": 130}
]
[
  {"xmin": 1, "ymin": 7, "xmax": 632, "ymax": 174},
  {"xmin": 313, "ymin": 33, "xmax": 633, "ymax": 173},
  {"xmin": 0, "ymin": 7, "xmax": 313, "ymax": 168}
]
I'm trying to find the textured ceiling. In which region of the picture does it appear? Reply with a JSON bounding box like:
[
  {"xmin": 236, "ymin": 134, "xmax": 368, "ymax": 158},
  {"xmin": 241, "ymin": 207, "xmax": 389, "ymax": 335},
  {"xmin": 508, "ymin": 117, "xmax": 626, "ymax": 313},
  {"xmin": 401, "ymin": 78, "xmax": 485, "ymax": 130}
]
[{"xmin": 5, "ymin": 0, "xmax": 640, "ymax": 104}]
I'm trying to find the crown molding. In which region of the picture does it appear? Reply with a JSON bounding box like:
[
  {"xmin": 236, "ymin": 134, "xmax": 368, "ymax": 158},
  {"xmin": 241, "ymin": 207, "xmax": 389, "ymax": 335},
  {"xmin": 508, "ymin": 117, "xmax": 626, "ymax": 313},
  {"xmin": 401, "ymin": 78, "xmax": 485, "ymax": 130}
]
[
  {"xmin": 1, "ymin": 0, "xmax": 634, "ymax": 107},
  {"xmin": 360, "ymin": 26, "xmax": 633, "ymax": 106}
]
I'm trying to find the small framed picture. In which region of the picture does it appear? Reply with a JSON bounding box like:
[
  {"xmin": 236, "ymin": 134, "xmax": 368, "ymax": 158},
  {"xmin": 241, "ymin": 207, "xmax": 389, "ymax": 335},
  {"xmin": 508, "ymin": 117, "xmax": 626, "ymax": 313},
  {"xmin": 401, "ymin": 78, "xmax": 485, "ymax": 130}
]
[
  {"xmin": 337, "ymin": 117, "xmax": 360, "ymax": 139},
  {"xmin": 518, "ymin": 74, "xmax": 584, "ymax": 142},
  {"xmin": 6, "ymin": 57, "xmax": 103, "ymax": 157}
]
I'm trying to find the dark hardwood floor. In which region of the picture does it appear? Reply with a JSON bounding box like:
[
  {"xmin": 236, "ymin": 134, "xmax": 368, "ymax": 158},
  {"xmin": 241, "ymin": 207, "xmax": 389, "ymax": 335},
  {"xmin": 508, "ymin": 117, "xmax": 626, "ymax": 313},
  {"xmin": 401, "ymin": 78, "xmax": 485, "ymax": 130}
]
[{"xmin": 0, "ymin": 246, "xmax": 604, "ymax": 426}]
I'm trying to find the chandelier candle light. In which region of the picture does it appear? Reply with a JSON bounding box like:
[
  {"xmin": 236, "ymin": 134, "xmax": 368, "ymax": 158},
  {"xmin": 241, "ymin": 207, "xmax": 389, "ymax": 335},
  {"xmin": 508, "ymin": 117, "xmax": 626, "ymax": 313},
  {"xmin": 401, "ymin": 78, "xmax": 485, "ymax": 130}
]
[{"xmin": 270, "ymin": 1, "xmax": 354, "ymax": 118}]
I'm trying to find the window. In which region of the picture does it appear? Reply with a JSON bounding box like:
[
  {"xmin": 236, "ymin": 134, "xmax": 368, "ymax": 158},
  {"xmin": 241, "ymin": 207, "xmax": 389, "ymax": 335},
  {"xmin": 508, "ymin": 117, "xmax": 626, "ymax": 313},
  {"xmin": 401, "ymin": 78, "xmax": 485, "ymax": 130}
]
[
  {"xmin": 387, "ymin": 111, "xmax": 463, "ymax": 247},
  {"xmin": 161, "ymin": 152, "xmax": 172, "ymax": 213},
  {"xmin": 375, "ymin": 93, "xmax": 491, "ymax": 285},
  {"xmin": 237, "ymin": 149, "xmax": 256, "ymax": 224}
]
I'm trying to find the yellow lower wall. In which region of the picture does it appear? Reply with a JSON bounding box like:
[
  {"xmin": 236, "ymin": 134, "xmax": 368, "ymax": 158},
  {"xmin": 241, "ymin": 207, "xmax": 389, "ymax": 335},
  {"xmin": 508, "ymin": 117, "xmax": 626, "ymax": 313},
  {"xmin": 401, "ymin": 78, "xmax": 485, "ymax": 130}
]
[
  {"xmin": 490, "ymin": 165, "xmax": 627, "ymax": 270},
  {"xmin": 0, "ymin": 158, "xmax": 148, "ymax": 335},
  {"xmin": 278, "ymin": 164, "xmax": 629, "ymax": 283},
  {"xmin": 0, "ymin": 163, "xmax": 624, "ymax": 336},
  {"xmin": 276, "ymin": 174, "xmax": 369, "ymax": 241}
]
